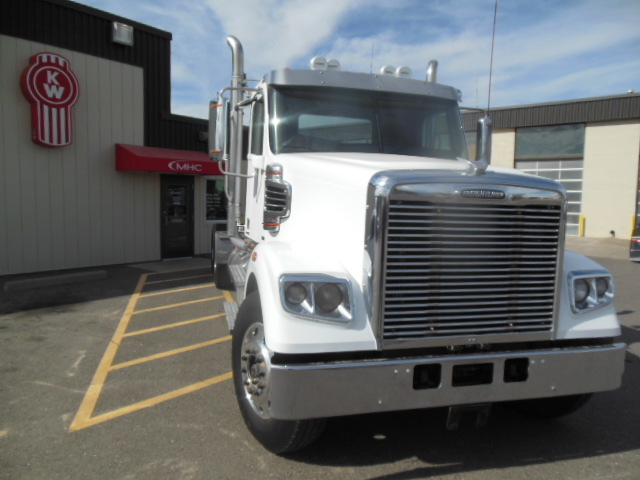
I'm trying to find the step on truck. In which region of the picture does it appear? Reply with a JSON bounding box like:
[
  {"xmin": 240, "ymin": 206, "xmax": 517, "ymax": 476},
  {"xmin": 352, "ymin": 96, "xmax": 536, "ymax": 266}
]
[{"xmin": 209, "ymin": 36, "xmax": 626, "ymax": 454}]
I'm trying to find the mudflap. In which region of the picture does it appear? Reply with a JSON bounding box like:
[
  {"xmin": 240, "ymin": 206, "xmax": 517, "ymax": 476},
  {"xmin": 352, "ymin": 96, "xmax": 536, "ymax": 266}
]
[
  {"xmin": 213, "ymin": 232, "xmax": 234, "ymax": 290},
  {"xmin": 446, "ymin": 404, "xmax": 492, "ymax": 430}
]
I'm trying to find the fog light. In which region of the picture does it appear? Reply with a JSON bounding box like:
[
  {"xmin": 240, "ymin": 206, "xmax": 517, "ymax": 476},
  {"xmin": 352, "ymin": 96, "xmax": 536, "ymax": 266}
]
[
  {"xmin": 574, "ymin": 279, "xmax": 590, "ymax": 303},
  {"xmin": 315, "ymin": 283, "xmax": 343, "ymax": 313},
  {"xmin": 285, "ymin": 283, "xmax": 307, "ymax": 305}
]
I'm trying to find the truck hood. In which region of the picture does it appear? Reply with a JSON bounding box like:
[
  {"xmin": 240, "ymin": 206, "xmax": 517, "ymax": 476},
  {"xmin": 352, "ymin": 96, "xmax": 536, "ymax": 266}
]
[
  {"xmin": 281, "ymin": 151, "xmax": 471, "ymax": 177},
  {"xmin": 270, "ymin": 152, "xmax": 481, "ymax": 284},
  {"xmin": 263, "ymin": 150, "xmax": 563, "ymax": 299}
]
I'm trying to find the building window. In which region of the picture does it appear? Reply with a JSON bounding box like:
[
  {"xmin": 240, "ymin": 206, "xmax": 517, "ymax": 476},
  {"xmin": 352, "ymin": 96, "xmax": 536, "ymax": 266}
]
[
  {"xmin": 636, "ymin": 161, "xmax": 640, "ymax": 229},
  {"xmin": 206, "ymin": 178, "xmax": 227, "ymax": 222},
  {"xmin": 515, "ymin": 124, "xmax": 585, "ymax": 236}
]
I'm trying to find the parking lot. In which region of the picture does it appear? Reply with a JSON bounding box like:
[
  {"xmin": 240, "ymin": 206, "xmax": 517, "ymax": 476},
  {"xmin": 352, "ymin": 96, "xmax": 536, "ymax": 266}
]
[{"xmin": 1, "ymin": 240, "xmax": 639, "ymax": 480}]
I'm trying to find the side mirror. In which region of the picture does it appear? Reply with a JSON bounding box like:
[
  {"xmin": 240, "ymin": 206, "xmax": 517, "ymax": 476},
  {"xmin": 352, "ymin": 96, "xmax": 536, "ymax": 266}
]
[
  {"xmin": 209, "ymin": 95, "xmax": 229, "ymax": 161},
  {"xmin": 472, "ymin": 115, "xmax": 492, "ymax": 175}
]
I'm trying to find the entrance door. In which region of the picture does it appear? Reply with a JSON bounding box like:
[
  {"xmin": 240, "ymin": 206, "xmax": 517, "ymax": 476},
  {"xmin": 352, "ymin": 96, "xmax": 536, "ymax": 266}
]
[
  {"xmin": 161, "ymin": 175, "xmax": 194, "ymax": 258},
  {"xmin": 206, "ymin": 177, "xmax": 228, "ymax": 259}
]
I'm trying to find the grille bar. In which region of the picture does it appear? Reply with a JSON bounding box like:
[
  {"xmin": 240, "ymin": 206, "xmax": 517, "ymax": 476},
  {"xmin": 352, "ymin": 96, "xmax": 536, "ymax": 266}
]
[
  {"xmin": 265, "ymin": 184, "xmax": 289, "ymax": 213},
  {"xmin": 382, "ymin": 198, "xmax": 561, "ymax": 343}
]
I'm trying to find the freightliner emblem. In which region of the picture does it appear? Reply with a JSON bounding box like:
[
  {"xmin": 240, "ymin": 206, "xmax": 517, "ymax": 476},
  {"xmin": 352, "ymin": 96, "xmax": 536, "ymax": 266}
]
[{"xmin": 460, "ymin": 189, "xmax": 506, "ymax": 199}]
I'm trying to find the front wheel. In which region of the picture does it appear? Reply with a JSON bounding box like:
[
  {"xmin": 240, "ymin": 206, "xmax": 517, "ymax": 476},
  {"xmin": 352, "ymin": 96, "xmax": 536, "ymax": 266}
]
[{"xmin": 232, "ymin": 292, "xmax": 326, "ymax": 454}]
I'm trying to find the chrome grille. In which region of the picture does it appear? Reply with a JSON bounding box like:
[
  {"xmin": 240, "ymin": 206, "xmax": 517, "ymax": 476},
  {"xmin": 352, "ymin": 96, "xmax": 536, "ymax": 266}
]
[{"xmin": 382, "ymin": 199, "xmax": 562, "ymax": 342}]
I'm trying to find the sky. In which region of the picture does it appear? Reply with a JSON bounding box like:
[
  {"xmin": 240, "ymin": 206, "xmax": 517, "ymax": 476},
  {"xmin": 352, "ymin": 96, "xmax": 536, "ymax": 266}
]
[{"xmin": 74, "ymin": 0, "xmax": 640, "ymax": 119}]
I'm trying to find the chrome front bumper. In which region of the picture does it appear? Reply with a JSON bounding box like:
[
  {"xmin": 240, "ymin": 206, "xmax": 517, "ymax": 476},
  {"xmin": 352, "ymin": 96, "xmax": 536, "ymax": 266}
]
[{"xmin": 267, "ymin": 343, "xmax": 626, "ymax": 420}]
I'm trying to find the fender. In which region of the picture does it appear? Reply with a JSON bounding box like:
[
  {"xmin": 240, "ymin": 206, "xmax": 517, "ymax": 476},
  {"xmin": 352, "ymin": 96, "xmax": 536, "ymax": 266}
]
[
  {"xmin": 557, "ymin": 250, "xmax": 621, "ymax": 339},
  {"xmin": 244, "ymin": 241, "xmax": 377, "ymax": 354}
]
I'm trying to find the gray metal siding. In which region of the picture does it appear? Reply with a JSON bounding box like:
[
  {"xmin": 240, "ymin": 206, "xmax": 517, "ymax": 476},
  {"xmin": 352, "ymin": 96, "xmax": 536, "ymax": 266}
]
[
  {"xmin": 0, "ymin": 0, "xmax": 207, "ymax": 152},
  {"xmin": 0, "ymin": 35, "xmax": 158, "ymax": 275},
  {"xmin": 463, "ymin": 94, "xmax": 640, "ymax": 132}
]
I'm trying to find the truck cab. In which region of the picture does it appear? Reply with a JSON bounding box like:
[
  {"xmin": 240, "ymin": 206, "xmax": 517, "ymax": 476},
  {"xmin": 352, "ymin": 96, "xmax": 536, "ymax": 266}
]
[{"xmin": 210, "ymin": 36, "xmax": 626, "ymax": 454}]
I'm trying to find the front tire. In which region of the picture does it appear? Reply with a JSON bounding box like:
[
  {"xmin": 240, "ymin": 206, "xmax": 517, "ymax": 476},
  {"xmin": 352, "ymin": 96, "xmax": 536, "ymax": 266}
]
[{"xmin": 232, "ymin": 292, "xmax": 326, "ymax": 454}]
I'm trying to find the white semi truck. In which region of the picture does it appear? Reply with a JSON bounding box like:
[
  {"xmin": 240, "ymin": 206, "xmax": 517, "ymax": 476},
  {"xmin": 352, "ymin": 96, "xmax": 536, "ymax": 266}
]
[{"xmin": 209, "ymin": 36, "xmax": 626, "ymax": 454}]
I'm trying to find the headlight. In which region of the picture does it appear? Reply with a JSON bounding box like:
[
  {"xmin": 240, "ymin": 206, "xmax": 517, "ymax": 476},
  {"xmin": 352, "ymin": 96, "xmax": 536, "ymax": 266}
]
[
  {"xmin": 568, "ymin": 271, "xmax": 614, "ymax": 313},
  {"xmin": 595, "ymin": 277, "xmax": 609, "ymax": 298},
  {"xmin": 315, "ymin": 283, "xmax": 344, "ymax": 314},
  {"xmin": 280, "ymin": 275, "xmax": 352, "ymax": 323},
  {"xmin": 574, "ymin": 279, "xmax": 590, "ymax": 304},
  {"xmin": 284, "ymin": 282, "xmax": 308, "ymax": 305}
]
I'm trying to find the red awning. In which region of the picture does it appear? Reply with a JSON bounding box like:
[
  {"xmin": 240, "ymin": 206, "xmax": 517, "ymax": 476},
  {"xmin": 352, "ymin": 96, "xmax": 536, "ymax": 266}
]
[{"xmin": 116, "ymin": 144, "xmax": 223, "ymax": 175}]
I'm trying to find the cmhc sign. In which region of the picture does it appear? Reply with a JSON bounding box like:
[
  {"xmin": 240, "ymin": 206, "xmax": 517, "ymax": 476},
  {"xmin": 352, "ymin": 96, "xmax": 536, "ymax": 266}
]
[
  {"xmin": 169, "ymin": 161, "xmax": 203, "ymax": 173},
  {"xmin": 21, "ymin": 53, "xmax": 80, "ymax": 147}
]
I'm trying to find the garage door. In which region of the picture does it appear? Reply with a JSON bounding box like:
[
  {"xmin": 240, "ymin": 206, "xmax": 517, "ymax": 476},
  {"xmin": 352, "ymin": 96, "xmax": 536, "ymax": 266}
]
[
  {"xmin": 516, "ymin": 158, "xmax": 583, "ymax": 236},
  {"xmin": 515, "ymin": 125, "xmax": 585, "ymax": 237}
]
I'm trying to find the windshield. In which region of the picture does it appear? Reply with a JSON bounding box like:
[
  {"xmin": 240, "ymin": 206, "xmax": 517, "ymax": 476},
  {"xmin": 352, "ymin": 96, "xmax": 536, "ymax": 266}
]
[{"xmin": 269, "ymin": 86, "xmax": 468, "ymax": 160}]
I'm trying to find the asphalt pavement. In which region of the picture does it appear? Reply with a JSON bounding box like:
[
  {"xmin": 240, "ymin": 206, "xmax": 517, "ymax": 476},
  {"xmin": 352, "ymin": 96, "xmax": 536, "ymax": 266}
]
[{"xmin": 1, "ymin": 240, "xmax": 639, "ymax": 480}]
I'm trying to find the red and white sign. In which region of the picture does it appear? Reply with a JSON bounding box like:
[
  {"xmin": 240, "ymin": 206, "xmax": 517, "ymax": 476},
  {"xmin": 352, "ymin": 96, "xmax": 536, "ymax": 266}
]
[
  {"xmin": 116, "ymin": 144, "xmax": 223, "ymax": 175},
  {"xmin": 168, "ymin": 160, "xmax": 204, "ymax": 173},
  {"xmin": 21, "ymin": 52, "xmax": 80, "ymax": 147}
]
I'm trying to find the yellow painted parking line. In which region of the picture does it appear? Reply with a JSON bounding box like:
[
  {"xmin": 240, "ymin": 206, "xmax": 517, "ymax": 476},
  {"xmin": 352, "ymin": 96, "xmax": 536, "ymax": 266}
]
[
  {"xmin": 75, "ymin": 372, "xmax": 233, "ymax": 430},
  {"xmin": 139, "ymin": 282, "xmax": 217, "ymax": 298},
  {"xmin": 69, "ymin": 273, "xmax": 149, "ymax": 433},
  {"xmin": 123, "ymin": 313, "xmax": 226, "ymax": 337},
  {"xmin": 69, "ymin": 269, "xmax": 232, "ymax": 433},
  {"xmin": 144, "ymin": 274, "xmax": 212, "ymax": 285},
  {"xmin": 110, "ymin": 336, "xmax": 232, "ymax": 371},
  {"xmin": 132, "ymin": 296, "xmax": 223, "ymax": 315}
]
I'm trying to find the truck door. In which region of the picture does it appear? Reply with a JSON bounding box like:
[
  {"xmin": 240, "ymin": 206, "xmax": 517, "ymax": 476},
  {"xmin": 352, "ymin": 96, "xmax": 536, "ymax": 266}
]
[{"xmin": 245, "ymin": 95, "xmax": 266, "ymax": 239}]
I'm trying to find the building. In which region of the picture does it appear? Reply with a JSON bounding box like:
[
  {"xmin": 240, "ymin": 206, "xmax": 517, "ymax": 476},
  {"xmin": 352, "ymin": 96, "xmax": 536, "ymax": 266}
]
[
  {"xmin": 2, "ymin": 0, "xmax": 639, "ymax": 277},
  {"xmin": 463, "ymin": 95, "xmax": 640, "ymax": 238},
  {"xmin": 1, "ymin": 0, "xmax": 226, "ymax": 276}
]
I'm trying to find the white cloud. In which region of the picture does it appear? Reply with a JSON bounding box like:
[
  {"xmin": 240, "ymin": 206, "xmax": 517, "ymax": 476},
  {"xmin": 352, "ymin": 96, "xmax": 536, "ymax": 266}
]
[
  {"xmin": 316, "ymin": 0, "xmax": 640, "ymax": 108},
  {"xmin": 204, "ymin": 0, "xmax": 365, "ymax": 79},
  {"xmin": 74, "ymin": 0, "xmax": 640, "ymax": 116}
]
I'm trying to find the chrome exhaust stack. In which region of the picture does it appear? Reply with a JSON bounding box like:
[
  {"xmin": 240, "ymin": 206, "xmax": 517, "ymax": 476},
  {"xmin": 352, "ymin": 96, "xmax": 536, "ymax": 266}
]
[{"xmin": 226, "ymin": 35, "xmax": 247, "ymax": 237}]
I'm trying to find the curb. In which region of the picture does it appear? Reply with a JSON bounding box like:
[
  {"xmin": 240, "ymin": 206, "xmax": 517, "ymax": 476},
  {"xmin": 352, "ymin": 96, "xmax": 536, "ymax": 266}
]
[{"xmin": 3, "ymin": 270, "xmax": 109, "ymax": 293}]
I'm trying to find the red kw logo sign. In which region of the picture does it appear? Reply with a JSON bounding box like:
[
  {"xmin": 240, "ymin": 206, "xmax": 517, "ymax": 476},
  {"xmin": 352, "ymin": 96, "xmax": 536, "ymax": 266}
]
[{"xmin": 21, "ymin": 53, "xmax": 80, "ymax": 147}]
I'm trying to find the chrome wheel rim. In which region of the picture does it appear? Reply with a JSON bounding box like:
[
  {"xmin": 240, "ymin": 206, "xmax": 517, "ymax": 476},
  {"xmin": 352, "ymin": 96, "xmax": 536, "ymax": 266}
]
[{"xmin": 240, "ymin": 322, "xmax": 272, "ymax": 419}]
